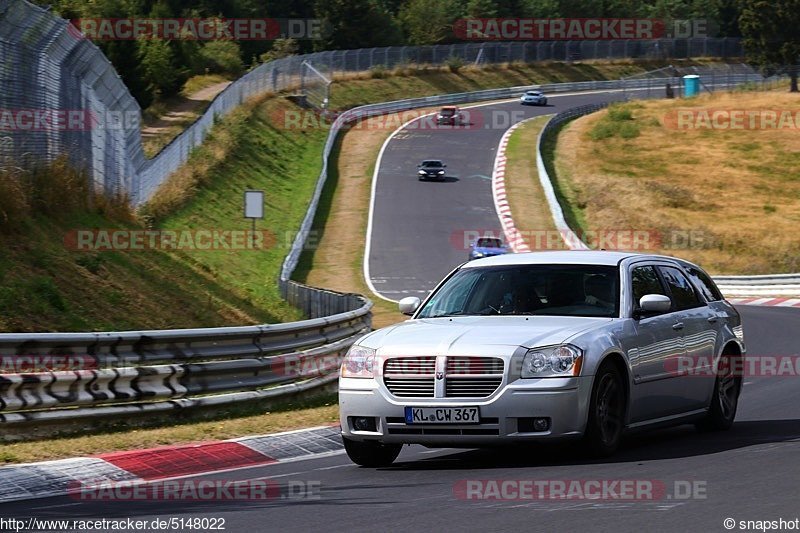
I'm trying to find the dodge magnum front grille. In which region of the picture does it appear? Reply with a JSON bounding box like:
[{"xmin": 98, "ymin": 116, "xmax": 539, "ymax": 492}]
[
  {"xmin": 383, "ymin": 356, "xmax": 504, "ymax": 398},
  {"xmin": 445, "ymin": 377, "xmax": 504, "ymax": 398}
]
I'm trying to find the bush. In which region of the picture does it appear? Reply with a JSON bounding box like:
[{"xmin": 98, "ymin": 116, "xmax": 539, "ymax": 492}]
[
  {"xmin": 607, "ymin": 105, "xmax": 634, "ymax": 121},
  {"xmin": 445, "ymin": 55, "xmax": 465, "ymax": 73},
  {"xmin": 198, "ymin": 41, "xmax": 244, "ymax": 77},
  {"xmin": 391, "ymin": 61, "xmax": 415, "ymax": 76},
  {"xmin": 259, "ymin": 38, "xmax": 299, "ymax": 63},
  {"xmin": 589, "ymin": 121, "xmax": 616, "ymax": 140},
  {"xmin": 618, "ymin": 122, "xmax": 641, "ymax": 139},
  {"xmin": 369, "ymin": 64, "xmax": 388, "ymax": 79}
]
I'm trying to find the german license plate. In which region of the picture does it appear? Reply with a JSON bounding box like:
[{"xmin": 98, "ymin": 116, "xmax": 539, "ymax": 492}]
[{"xmin": 404, "ymin": 406, "xmax": 480, "ymax": 424}]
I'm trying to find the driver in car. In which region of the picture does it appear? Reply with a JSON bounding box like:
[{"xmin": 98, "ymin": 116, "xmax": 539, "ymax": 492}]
[{"xmin": 584, "ymin": 274, "xmax": 615, "ymax": 310}]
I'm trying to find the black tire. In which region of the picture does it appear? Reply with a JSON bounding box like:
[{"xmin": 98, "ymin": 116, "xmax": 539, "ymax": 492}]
[
  {"xmin": 582, "ymin": 362, "xmax": 626, "ymax": 457},
  {"xmin": 696, "ymin": 354, "xmax": 741, "ymax": 431},
  {"xmin": 343, "ymin": 437, "xmax": 402, "ymax": 467}
]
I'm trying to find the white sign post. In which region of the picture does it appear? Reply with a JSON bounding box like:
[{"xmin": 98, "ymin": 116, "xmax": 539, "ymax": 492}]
[{"xmin": 244, "ymin": 190, "xmax": 264, "ymax": 249}]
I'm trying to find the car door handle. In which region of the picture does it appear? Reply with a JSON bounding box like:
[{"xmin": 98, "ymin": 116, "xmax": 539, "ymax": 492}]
[
  {"xmin": 707, "ymin": 317, "xmax": 718, "ymax": 323},
  {"xmin": 672, "ymin": 322, "xmax": 685, "ymax": 331}
]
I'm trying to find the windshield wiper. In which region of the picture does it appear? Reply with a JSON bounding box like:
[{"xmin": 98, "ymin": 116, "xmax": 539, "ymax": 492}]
[{"xmin": 427, "ymin": 311, "xmax": 470, "ymax": 318}]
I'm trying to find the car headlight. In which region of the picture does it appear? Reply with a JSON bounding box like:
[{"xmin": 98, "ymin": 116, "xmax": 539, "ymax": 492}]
[
  {"xmin": 418, "ymin": 170, "xmax": 426, "ymax": 175},
  {"xmin": 341, "ymin": 345, "xmax": 376, "ymax": 378},
  {"xmin": 521, "ymin": 344, "xmax": 583, "ymax": 378},
  {"xmin": 472, "ymin": 252, "xmax": 484, "ymax": 258},
  {"xmin": 438, "ymin": 170, "xmax": 445, "ymax": 174}
]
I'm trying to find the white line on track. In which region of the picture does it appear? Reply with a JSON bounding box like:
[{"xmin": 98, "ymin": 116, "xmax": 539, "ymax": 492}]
[{"xmin": 362, "ymin": 85, "xmax": 669, "ymax": 303}]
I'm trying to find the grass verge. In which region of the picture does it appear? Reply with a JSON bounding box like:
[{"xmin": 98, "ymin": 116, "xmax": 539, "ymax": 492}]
[
  {"xmin": 553, "ymin": 91, "xmax": 800, "ymax": 274},
  {"xmin": 503, "ymin": 116, "xmax": 558, "ymax": 249}
]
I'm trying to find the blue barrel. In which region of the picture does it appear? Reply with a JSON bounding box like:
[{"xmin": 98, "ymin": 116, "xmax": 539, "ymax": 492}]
[{"xmin": 683, "ymin": 74, "xmax": 700, "ymax": 97}]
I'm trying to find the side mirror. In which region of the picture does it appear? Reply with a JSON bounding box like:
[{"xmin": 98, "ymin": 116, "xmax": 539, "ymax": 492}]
[
  {"xmin": 398, "ymin": 296, "xmax": 421, "ymax": 316},
  {"xmin": 443, "ymin": 164, "xmax": 447, "ymax": 168},
  {"xmin": 637, "ymin": 294, "xmax": 672, "ymax": 316}
]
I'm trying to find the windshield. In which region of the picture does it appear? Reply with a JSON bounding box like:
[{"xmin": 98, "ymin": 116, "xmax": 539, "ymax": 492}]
[
  {"xmin": 476, "ymin": 238, "xmax": 502, "ymax": 248},
  {"xmin": 422, "ymin": 160, "xmax": 442, "ymax": 167},
  {"xmin": 417, "ymin": 264, "xmax": 620, "ymax": 318},
  {"xmin": 439, "ymin": 108, "xmax": 455, "ymax": 115}
]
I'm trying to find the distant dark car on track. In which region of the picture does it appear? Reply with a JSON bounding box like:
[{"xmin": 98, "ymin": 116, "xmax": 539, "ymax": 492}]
[
  {"xmin": 417, "ymin": 160, "xmax": 447, "ymax": 180},
  {"xmin": 435, "ymin": 106, "xmax": 462, "ymax": 125}
]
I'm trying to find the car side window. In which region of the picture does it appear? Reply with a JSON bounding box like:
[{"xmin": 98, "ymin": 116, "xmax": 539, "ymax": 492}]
[
  {"xmin": 631, "ymin": 266, "xmax": 666, "ymax": 308},
  {"xmin": 682, "ymin": 265, "xmax": 724, "ymax": 302},
  {"xmin": 659, "ymin": 266, "xmax": 704, "ymax": 310}
]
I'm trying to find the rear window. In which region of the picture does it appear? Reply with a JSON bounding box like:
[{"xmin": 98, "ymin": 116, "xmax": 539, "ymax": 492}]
[
  {"xmin": 681, "ymin": 263, "xmax": 724, "ymax": 302},
  {"xmin": 476, "ymin": 238, "xmax": 502, "ymax": 248},
  {"xmin": 659, "ymin": 266, "xmax": 704, "ymax": 310}
]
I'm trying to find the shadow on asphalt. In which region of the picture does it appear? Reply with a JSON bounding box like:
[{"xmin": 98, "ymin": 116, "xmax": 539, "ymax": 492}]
[
  {"xmin": 385, "ymin": 418, "xmax": 800, "ymax": 470},
  {"xmin": 420, "ymin": 176, "xmax": 459, "ymax": 183}
]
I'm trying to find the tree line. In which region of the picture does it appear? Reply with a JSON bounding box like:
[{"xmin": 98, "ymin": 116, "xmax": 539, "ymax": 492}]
[{"xmin": 32, "ymin": 0, "xmax": 800, "ymax": 106}]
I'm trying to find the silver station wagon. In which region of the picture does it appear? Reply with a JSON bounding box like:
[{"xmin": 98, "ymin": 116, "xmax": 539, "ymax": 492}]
[{"xmin": 339, "ymin": 251, "xmax": 745, "ymax": 466}]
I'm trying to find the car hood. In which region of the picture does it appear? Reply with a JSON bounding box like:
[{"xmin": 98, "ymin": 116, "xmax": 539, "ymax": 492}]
[
  {"xmin": 473, "ymin": 246, "xmax": 507, "ymax": 255},
  {"xmin": 358, "ymin": 316, "xmax": 613, "ymax": 356}
]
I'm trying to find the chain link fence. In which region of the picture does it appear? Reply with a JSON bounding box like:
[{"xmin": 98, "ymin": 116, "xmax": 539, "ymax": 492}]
[{"xmin": 0, "ymin": 0, "xmax": 751, "ymax": 207}]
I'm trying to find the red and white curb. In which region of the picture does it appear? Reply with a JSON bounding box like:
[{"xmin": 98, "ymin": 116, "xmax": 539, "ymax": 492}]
[
  {"xmin": 727, "ymin": 297, "xmax": 800, "ymax": 308},
  {"xmin": 0, "ymin": 425, "xmax": 343, "ymax": 503},
  {"xmin": 491, "ymin": 121, "xmax": 531, "ymax": 253},
  {"xmin": 491, "ymin": 116, "xmax": 589, "ymax": 253}
]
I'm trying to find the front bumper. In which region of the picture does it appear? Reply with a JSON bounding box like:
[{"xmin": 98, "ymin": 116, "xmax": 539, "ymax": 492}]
[{"xmin": 340, "ymin": 375, "xmax": 593, "ymax": 445}]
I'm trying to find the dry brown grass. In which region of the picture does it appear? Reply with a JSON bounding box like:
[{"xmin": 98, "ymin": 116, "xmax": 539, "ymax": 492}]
[
  {"xmin": 555, "ymin": 91, "xmax": 800, "ymax": 274},
  {"xmin": 0, "ymin": 157, "xmax": 133, "ymax": 234},
  {"xmin": 504, "ymin": 116, "xmax": 558, "ymax": 248}
]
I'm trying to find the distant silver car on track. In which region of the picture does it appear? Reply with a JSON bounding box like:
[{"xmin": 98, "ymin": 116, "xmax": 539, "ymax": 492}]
[
  {"xmin": 520, "ymin": 90, "xmax": 547, "ymax": 106},
  {"xmin": 339, "ymin": 251, "xmax": 745, "ymax": 466}
]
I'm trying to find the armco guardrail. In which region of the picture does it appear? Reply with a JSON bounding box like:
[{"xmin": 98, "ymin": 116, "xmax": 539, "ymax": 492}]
[
  {"xmin": 1, "ymin": 0, "xmax": 749, "ymax": 206},
  {"xmin": 0, "ymin": 281, "xmax": 370, "ymax": 428},
  {"xmin": 532, "ymin": 98, "xmax": 800, "ymax": 297},
  {"xmin": 713, "ymin": 274, "xmax": 800, "ymax": 296}
]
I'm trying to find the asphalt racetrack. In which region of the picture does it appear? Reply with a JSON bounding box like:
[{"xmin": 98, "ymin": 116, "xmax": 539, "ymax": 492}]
[{"xmin": 366, "ymin": 90, "xmax": 630, "ymax": 301}]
